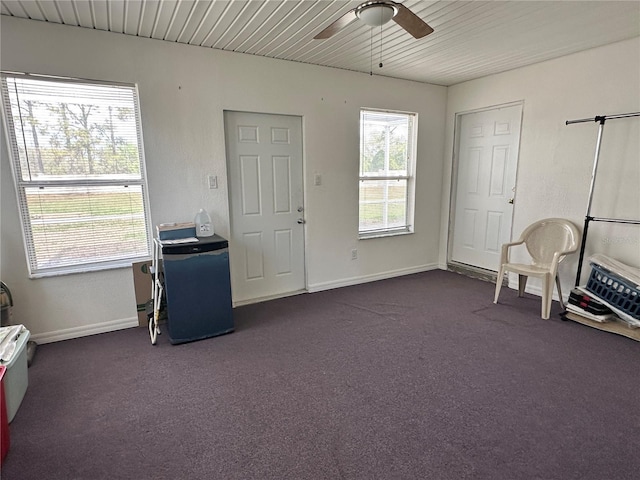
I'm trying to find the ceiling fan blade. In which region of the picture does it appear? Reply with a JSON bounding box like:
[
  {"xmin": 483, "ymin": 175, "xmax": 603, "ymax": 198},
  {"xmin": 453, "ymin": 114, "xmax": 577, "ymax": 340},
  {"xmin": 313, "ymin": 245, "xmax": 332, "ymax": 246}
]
[
  {"xmin": 313, "ymin": 9, "xmax": 358, "ymax": 39},
  {"xmin": 392, "ymin": 3, "xmax": 434, "ymax": 39}
]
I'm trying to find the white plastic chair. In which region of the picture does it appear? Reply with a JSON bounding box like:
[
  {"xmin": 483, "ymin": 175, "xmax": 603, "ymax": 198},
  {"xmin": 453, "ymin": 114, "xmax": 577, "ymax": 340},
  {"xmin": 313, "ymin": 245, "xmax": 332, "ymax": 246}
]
[{"xmin": 493, "ymin": 218, "xmax": 580, "ymax": 319}]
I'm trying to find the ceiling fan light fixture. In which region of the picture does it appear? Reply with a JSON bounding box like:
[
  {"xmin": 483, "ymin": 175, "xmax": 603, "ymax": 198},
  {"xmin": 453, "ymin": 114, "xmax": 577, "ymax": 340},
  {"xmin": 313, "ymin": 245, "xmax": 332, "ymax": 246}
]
[
  {"xmin": 313, "ymin": 0, "xmax": 433, "ymax": 40},
  {"xmin": 356, "ymin": 4, "xmax": 397, "ymax": 27}
]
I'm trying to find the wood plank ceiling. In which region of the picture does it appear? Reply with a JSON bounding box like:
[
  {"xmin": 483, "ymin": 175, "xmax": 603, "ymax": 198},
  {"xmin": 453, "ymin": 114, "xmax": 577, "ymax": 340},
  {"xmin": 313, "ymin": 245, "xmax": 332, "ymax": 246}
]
[{"xmin": 2, "ymin": 0, "xmax": 639, "ymax": 86}]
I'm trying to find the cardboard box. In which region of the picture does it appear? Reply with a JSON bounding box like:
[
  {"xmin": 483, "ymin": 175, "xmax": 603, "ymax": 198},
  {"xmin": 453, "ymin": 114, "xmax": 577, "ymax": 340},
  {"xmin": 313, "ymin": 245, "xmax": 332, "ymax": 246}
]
[{"xmin": 132, "ymin": 260, "xmax": 153, "ymax": 327}]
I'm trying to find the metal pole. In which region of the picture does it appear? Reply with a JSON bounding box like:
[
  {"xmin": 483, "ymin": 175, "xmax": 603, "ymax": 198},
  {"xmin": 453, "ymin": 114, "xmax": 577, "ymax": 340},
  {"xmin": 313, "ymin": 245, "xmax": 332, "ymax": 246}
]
[
  {"xmin": 574, "ymin": 118, "xmax": 605, "ymax": 286},
  {"xmin": 591, "ymin": 217, "xmax": 640, "ymax": 225},
  {"xmin": 584, "ymin": 119, "xmax": 606, "ymax": 220},
  {"xmin": 566, "ymin": 112, "xmax": 640, "ymax": 125},
  {"xmin": 575, "ymin": 219, "xmax": 590, "ymax": 286}
]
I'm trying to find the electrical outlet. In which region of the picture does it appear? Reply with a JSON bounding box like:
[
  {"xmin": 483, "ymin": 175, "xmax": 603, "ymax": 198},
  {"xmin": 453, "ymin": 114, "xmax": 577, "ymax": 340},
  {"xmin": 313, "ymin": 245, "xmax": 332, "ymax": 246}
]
[
  {"xmin": 208, "ymin": 175, "xmax": 218, "ymax": 189},
  {"xmin": 351, "ymin": 248, "xmax": 358, "ymax": 260}
]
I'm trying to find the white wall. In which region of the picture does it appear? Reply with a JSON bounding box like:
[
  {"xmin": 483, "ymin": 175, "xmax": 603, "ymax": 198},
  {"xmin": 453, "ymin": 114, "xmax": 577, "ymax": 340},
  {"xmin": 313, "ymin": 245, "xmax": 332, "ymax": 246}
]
[
  {"xmin": 3, "ymin": 17, "xmax": 638, "ymax": 342},
  {"xmin": 0, "ymin": 17, "xmax": 447, "ymax": 342},
  {"xmin": 441, "ymin": 37, "xmax": 640, "ymax": 298}
]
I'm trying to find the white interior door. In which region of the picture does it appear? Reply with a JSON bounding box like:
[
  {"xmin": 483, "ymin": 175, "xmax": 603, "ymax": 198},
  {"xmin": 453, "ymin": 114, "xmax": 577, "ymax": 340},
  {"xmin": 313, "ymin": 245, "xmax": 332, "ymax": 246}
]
[
  {"xmin": 450, "ymin": 104, "xmax": 522, "ymax": 271},
  {"xmin": 224, "ymin": 111, "xmax": 305, "ymax": 304}
]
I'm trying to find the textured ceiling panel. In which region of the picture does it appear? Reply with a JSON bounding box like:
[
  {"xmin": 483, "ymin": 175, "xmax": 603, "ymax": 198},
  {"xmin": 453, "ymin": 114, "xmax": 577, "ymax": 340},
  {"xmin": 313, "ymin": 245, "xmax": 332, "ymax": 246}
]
[{"xmin": 1, "ymin": 0, "xmax": 639, "ymax": 86}]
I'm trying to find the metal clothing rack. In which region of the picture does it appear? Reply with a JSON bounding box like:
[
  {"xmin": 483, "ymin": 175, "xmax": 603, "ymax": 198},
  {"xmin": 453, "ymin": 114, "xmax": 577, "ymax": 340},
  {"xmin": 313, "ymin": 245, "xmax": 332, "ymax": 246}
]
[{"xmin": 565, "ymin": 111, "xmax": 640, "ymax": 286}]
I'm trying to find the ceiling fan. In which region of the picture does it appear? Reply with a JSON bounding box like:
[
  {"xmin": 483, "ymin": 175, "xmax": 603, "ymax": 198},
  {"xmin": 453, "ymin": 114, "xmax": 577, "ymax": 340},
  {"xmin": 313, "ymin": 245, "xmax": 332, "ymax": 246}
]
[{"xmin": 314, "ymin": 1, "xmax": 434, "ymax": 40}]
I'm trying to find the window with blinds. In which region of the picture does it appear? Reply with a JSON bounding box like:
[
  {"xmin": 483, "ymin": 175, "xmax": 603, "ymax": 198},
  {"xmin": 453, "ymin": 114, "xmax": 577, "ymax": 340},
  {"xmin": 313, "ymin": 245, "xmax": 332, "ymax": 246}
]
[
  {"xmin": 359, "ymin": 109, "xmax": 417, "ymax": 237},
  {"xmin": 1, "ymin": 73, "xmax": 152, "ymax": 277}
]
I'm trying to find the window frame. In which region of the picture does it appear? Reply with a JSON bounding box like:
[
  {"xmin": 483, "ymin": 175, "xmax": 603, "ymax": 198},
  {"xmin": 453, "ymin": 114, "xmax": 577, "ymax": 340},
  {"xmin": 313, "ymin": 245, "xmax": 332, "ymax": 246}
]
[
  {"xmin": 1, "ymin": 72, "xmax": 153, "ymax": 278},
  {"xmin": 358, "ymin": 107, "xmax": 417, "ymax": 239}
]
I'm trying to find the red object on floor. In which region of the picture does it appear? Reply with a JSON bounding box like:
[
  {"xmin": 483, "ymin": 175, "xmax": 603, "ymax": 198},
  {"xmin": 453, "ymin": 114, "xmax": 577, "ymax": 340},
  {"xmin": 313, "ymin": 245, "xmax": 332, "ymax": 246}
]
[{"xmin": 0, "ymin": 365, "xmax": 9, "ymax": 464}]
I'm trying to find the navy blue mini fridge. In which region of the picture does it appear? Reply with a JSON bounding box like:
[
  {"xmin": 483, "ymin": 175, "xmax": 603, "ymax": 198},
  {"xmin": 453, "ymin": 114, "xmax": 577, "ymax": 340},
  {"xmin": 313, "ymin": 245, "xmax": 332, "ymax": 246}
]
[{"xmin": 160, "ymin": 234, "xmax": 234, "ymax": 344}]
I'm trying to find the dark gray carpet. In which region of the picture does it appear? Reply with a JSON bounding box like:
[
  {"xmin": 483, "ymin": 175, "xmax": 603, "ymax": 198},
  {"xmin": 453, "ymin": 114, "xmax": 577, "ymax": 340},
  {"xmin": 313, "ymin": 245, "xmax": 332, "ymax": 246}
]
[{"xmin": 2, "ymin": 270, "xmax": 639, "ymax": 480}]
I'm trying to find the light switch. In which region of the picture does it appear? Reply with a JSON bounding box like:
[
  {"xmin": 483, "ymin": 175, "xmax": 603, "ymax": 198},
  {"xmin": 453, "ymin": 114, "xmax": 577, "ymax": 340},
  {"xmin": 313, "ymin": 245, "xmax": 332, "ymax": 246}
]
[
  {"xmin": 208, "ymin": 175, "xmax": 218, "ymax": 189},
  {"xmin": 314, "ymin": 173, "xmax": 322, "ymax": 186}
]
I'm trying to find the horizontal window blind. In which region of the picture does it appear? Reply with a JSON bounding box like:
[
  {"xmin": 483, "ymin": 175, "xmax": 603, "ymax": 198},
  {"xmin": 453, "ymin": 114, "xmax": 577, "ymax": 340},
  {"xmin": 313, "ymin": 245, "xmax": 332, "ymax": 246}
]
[{"xmin": 2, "ymin": 74, "xmax": 152, "ymax": 277}]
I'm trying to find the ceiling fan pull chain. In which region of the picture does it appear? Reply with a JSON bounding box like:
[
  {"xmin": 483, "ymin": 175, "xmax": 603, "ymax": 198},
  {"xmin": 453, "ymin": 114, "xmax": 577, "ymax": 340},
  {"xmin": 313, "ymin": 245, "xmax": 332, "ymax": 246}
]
[
  {"xmin": 379, "ymin": 23, "xmax": 383, "ymax": 68},
  {"xmin": 370, "ymin": 26, "xmax": 373, "ymax": 75}
]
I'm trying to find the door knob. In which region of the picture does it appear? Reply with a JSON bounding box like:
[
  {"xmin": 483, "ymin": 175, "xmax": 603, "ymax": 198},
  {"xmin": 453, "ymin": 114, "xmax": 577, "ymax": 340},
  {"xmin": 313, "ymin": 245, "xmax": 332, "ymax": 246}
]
[
  {"xmin": 297, "ymin": 218, "xmax": 306, "ymax": 224},
  {"xmin": 508, "ymin": 198, "xmax": 514, "ymax": 204}
]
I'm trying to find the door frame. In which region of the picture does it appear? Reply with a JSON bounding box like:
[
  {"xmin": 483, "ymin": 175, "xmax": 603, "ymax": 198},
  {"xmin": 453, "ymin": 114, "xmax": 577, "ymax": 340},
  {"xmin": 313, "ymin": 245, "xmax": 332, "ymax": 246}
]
[
  {"xmin": 446, "ymin": 101, "xmax": 524, "ymax": 274},
  {"xmin": 223, "ymin": 109, "xmax": 308, "ymax": 306}
]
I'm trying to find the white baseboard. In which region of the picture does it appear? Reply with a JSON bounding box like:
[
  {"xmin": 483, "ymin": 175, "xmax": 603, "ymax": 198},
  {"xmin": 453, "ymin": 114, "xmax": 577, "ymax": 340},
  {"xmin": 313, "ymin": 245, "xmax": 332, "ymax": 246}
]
[
  {"xmin": 308, "ymin": 263, "xmax": 439, "ymax": 293},
  {"xmin": 30, "ymin": 265, "xmax": 441, "ymax": 343},
  {"xmin": 232, "ymin": 289, "xmax": 307, "ymax": 308},
  {"xmin": 30, "ymin": 316, "xmax": 139, "ymax": 345},
  {"xmin": 233, "ymin": 265, "xmax": 440, "ymax": 306}
]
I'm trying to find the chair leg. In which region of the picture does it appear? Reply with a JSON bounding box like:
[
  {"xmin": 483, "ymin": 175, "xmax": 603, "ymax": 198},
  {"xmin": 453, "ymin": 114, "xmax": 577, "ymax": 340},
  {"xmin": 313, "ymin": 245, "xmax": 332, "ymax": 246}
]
[
  {"xmin": 555, "ymin": 275, "xmax": 565, "ymax": 311},
  {"xmin": 518, "ymin": 275, "xmax": 528, "ymax": 297},
  {"xmin": 541, "ymin": 274, "xmax": 554, "ymax": 320},
  {"xmin": 494, "ymin": 266, "xmax": 505, "ymax": 304}
]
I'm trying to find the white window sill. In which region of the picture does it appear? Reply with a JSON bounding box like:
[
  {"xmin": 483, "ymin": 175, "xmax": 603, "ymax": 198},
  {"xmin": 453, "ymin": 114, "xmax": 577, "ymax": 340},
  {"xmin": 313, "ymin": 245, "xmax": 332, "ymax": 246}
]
[
  {"xmin": 358, "ymin": 229, "xmax": 413, "ymax": 240},
  {"xmin": 28, "ymin": 257, "xmax": 152, "ymax": 279}
]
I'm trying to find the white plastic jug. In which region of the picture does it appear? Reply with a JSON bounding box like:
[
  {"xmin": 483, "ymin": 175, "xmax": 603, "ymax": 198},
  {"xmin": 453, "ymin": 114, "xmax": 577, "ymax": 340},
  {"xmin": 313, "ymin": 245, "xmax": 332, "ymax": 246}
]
[{"xmin": 194, "ymin": 208, "xmax": 214, "ymax": 237}]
